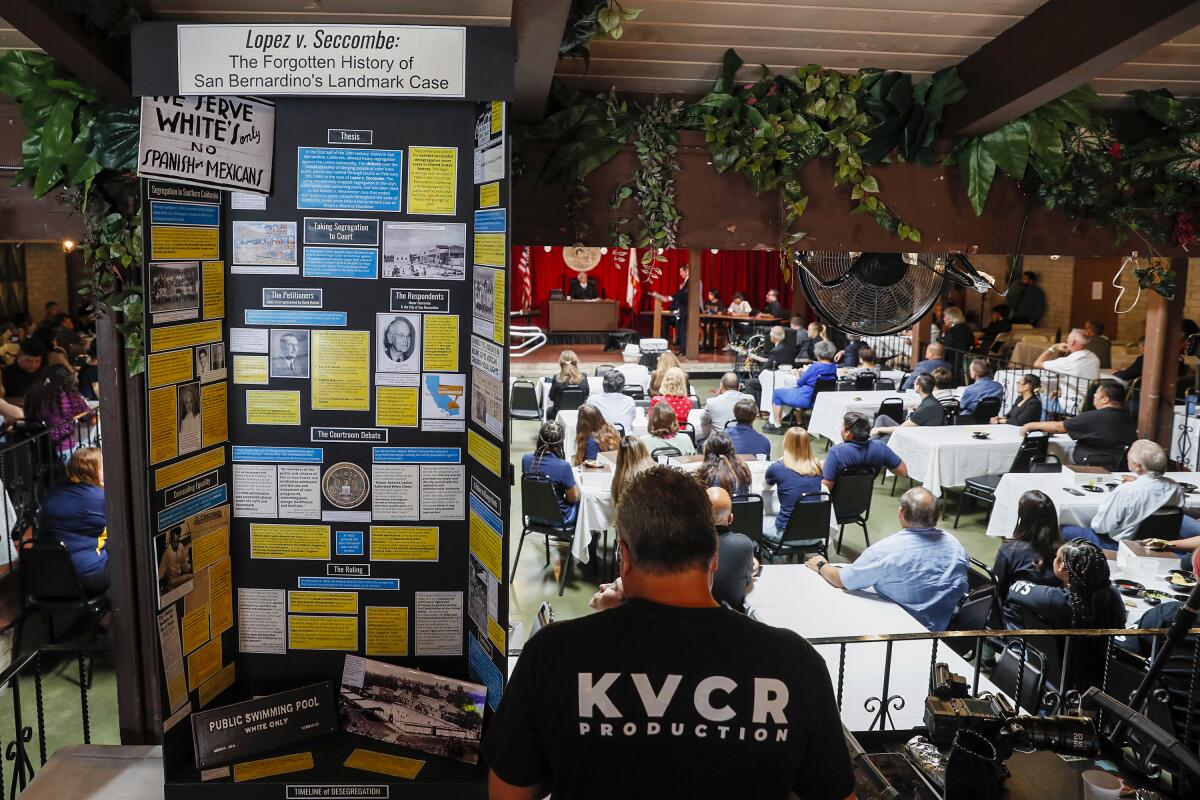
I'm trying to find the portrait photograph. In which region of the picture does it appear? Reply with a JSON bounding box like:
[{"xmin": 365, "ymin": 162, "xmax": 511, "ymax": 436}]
[
  {"xmin": 270, "ymin": 329, "xmax": 310, "ymax": 378},
  {"xmin": 176, "ymin": 381, "xmax": 201, "ymax": 455},
  {"xmin": 375, "ymin": 313, "xmax": 421, "ymax": 374}
]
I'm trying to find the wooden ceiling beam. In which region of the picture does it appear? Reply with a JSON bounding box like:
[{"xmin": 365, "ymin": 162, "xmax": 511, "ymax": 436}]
[
  {"xmin": 4, "ymin": 0, "xmax": 130, "ymax": 101},
  {"xmin": 943, "ymin": 0, "xmax": 1200, "ymax": 136},
  {"xmin": 512, "ymin": 0, "xmax": 572, "ymax": 122}
]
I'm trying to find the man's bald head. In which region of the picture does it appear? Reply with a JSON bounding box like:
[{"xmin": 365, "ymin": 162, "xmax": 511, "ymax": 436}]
[
  {"xmin": 926, "ymin": 342, "xmax": 945, "ymax": 359},
  {"xmin": 707, "ymin": 486, "xmax": 733, "ymax": 527},
  {"xmin": 899, "ymin": 487, "xmax": 941, "ymax": 529}
]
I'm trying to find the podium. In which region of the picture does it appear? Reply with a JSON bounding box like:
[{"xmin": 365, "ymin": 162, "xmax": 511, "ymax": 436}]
[{"xmin": 549, "ymin": 299, "xmax": 619, "ymax": 332}]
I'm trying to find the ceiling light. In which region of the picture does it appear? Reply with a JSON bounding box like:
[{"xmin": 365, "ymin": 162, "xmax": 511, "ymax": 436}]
[{"xmin": 62, "ymin": 240, "xmax": 75, "ymax": 253}]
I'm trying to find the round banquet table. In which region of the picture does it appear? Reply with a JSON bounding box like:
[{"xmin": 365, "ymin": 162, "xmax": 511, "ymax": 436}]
[
  {"xmin": 555, "ymin": 407, "xmax": 706, "ymax": 463},
  {"xmin": 806, "ymin": 389, "xmax": 919, "ymax": 443}
]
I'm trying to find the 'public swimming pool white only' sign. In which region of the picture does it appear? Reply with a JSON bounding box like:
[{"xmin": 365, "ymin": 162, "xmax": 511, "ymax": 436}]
[{"xmin": 176, "ymin": 24, "xmax": 466, "ymax": 98}]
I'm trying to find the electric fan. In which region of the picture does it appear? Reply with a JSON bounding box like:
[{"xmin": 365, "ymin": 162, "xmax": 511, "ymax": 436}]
[{"xmin": 795, "ymin": 251, "xmax": 994, "ymax": 336}]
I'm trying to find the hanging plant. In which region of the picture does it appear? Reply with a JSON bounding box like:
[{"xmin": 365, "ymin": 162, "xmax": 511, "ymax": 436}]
[
  {"xmin": 609, "ymin": 96, "xmax": 683, "ymax": 277},
  {"xmin": 1134, "ymin": 258, "xmax": 1177, "ymax": 300},
  {"xmin": 0, "ymin": 50, "xmax": 145, "ymax": 375},
  {"xmin": 560, "ymin": 1, "xmax": 642, "ymax": 66}
]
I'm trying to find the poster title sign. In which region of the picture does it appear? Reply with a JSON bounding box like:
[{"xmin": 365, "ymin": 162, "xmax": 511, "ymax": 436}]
[
  {"xmin": 138, "ymin": 95, "xmax": 276, "ymax": 194},
  {"xmin": 177, "ymin": 24, "xmax": 466, "ymax": 97}
]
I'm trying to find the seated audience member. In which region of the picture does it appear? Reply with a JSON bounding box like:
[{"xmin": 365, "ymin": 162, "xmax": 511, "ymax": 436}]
[
  {"xmin": 1021, "ymin": 380, "xmax": 1137, "ymax": 469},
  {"xmin": 939, "ymin": 306, "xmax": 974, "ymax": 359},
  {"xmin": 25, "ymin": 364, "xmax": 92, "ymax": 455},
  {"xmin": 794, "ymin": 321, "xmax": 827, "ymax": 362},
  {"xmin": 546, "ymin": 350, "xmax": 589, "ymax": 418},
  {"xmin": 1034, "ymin": 328, "xmax": 1101, "ymax": 381},
  {"xmin": 701, "ymin": 290, "xmax": 722, "ymax": 351},
  {"xmin": 708, "ymin": 486, "xmax": 758, "ymax": 612},
  {"xmin": 992, "ymin": 490, "xmax": 1063, "ymax": 602},
  {"xmin": 980, "ymin": 304, "xmax": 1012, "ymax": 354},
  {"xmin": 835, "ymin": 334, "xmax": 863, "ymax": 368},
  {"xmin": 588, "ymin": 370, "xmax": 636, "ymax": 434},
  {"xmin": 766, "ymin": 340, "xmax": 837, "ymax": 432},
  {"xmin": 743, "ymin": 327, "xmax": 798, "ymax": 405},
  {"xmin": 764, "ymin": 428, "xmax": 824, "ymax": 540},
  {"xmin": 1003, "ymin": 539, "xmax": 1125, "ymax": 630},
  {"xmin": 1060, "ymin": 439, "xmax": 1199, "ymax": 551},
  {"xmin": 696, "ymin": 431, "xmax": 752, "ymax": 496},
  {"xmin": 614, "ymin": 347, "xmax": 651, "ymax": 391},
  {"xmin": 1082, "ymin": 319, "xmax": 1111, "ymax": 368},
  {"xmin": 958, "ymin": 358, "xmax": 1004, "ymax": 417},
  {"xmin": 1113, "ymin": 337, "xmax": 1144, "ymax": 382},
  {"xmin": 2, "ymin": 338, "xmax": 46, "ymax": 398},
  {"xmin": 726, "ymin": 398, "xmax": 771, "ymax": 458},
  {"xmin": 845, "ymin": 346, "xmax": 880, "ymax": 380},
  {"xmin": 930, "ymin": 367, "xmax": 956, "ymax": 401},
  {"xmin": 76, "ymin": 338, "xmax": 99, "ymax": 402},
  {"xmin": 610, "ymin": 436, "xmax": 654, "ymax": 509},
  {"xmin": 726, "ymin": 291, "xmax": 751, "ymax": 316},
  {"xmin": 51, "ymin": 313, "xmax": 81, "ymax": 352},
  {"xmin": 900, "ymin": 342, "xmax": 953, "ymax": 390},
  {"xmin": 488, "ymin": 466, "xmax": 855, "ymax": 800},
  {"xmin": 757, "ymin": 288, "xmax": 784, "ymax": 320},
  {"xmin": 38, "ymin": 447, "xmax": 108, "ymax": 595},
  {"xmin": 872, "ymin": 373, "xmax": 943, "ymax": 444},
  {"xmin": 822, "ymin": 412, "xmax": 906, "ymax": 490},
  {"xmin": 521, "ymin": 422, "xmax": 580, "ymax": 525},
  {"xmin": 573, "ymin": 404, "xmax": 621, "ymax": 466},
  {"xmin": 639, "ymin": 402, "xmax": 696, "ymax": 456},
  {"xmin": 992, "ymin": 373, "xmax": 1043, "ymax": 425},
  {"xmin": 805, "ymin": 487, "xmax": 968, "ymax": 631},
  {"xmin": 650, "ymin": 366, "xmax": 694, "ymax": 422},
  {"xmin": 649, "ymin": 351, "xmax": 685, "ymax": 396},
  {"xmin": 700, "ymin": 372, "xmax": 751, "ymax": 440}
]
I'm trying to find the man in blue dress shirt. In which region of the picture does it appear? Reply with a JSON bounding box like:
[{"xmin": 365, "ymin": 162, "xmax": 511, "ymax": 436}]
[
  {"xmin": 900, "ymin": 342, "xmax": 953, "ymax": 390},
  {"xmin": 804, "ymin": 487, "xmax": 968, "ymax": 631},
  {"xmin": 726, "ymin": 398, "xmax": 771, "ymax": 458},
  {"xmin": 958, "ymin": 358, "xmax": 1005, "ymax": 417}
]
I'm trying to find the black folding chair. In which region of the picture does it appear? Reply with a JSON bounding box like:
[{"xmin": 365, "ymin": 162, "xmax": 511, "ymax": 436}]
[
  {"xmin": 515, "ymin": 475, "xmax": 579, "ymax": 596},
  {"xmin": 854, "ymin": 373, "xmax": 877, "ymax": 391},
  {"xmin": 650, "ymin": 446, "xmax": 682, "ymax": 460},
  {"xmin": 1029, "ymin": 454, "xmax": 1062, "ymax": 473},
  {"xmin": 875, "ymin": 377, "xmax": 896, "ymax": 390},
  {"xmin": 622, "ymin": 385, "xmax": 645, "ymax": 400},
  {"xmin": 509, "ymin": 379, "xmax": 542, "ymax": 422},
  {"xmin": 759, "ymin": 493, "xmax": 834, "ymax": 562},
  {"xmin": 875, "ymin": 397, "xmax": 905, "ymax": 425},
  {"xmin": 612, "ymin": 422, "xmax": 626, "ymax": 438},
  {"xmin": 939, "ymin": 397, "xmax": 961, "ymax": 425},
  {"xmin": 15, "ymin": 538, "xmax": 110, "ymax": 661},
  {"xmin": 679, "ymin": 423, "xmax": 697, "ymax": 450},
  {"xmin": 946, "ymin": 588, "xmax": 1002, "ymax": 659},
  {"xmin": 557, "ymin": 386, "xmax": 586, "ymax": 413},
  {"xmin": 1133, "ymin": 506, "xmax": 1183, "ymax": 541},
  {"xmin": 729, "ymin": 493, "xmax": 764, "ymax": 546},
  {"xmin": 831, "ymin": 471, "xmax": 876, "ymax": 554},
  {"xmin": 836, "ymin": 378, "xmax": 855, "ymax": 392},
  {"xmin": 953, "ymin": 431, "xmax": 1050, "ymax": 527},
  {"xmin": 957, "ymin": 395, "xmax": 1003, "ymax": 425},
  {"xmin": 594, "ymin": 365, "xmax": 615, "ymax": 376}
]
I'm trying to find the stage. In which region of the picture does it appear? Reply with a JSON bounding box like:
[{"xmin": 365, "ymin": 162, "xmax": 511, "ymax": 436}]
[{"xmin": 508, "ymin": 343, "xmax": 742, "ymax": 380}]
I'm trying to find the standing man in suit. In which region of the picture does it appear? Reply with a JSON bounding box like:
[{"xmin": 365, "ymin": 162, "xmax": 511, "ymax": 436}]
[
  {"xmin": 569, "ymin": 271, "xmax": 599, "ymax": 300},
  {"xmin": 651, "ymin": 264, "xmax": 694, "ymax": 352}
]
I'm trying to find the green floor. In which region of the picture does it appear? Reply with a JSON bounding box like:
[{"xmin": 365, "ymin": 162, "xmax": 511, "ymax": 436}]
[{"xmin": 508, "ymin": 378, "xmax": 1002, "ymax": 638}]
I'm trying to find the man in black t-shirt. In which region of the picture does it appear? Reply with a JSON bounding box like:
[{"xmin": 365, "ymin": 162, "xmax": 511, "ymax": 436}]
[
  {"xmin": 1021, "ymin": 380, "xmax": 1137, "ymax": 469},
  {"xmin": 871, "ymin": 373, "xmax": 943, "ymax": 444},
  {"xmin": 485, "ymin": 467, "xmax": 855, "ymax": 800}
]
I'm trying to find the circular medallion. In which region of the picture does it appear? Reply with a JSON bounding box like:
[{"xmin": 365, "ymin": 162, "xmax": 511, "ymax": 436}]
[{"xmin": 322, "ymin": 462, "xmax": 370, "ymax": 509}]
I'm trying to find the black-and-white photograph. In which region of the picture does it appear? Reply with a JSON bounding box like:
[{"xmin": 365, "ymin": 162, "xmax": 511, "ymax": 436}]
[
  {"xmin": 470, "ymin": 369, "xmax": 503, "ymax": 439},
  {"xmin": 149, "ymin": 261, "xmax": 200, "ymax": 319},
  {"xmin": 472, "ymin": 268, "xmax": 495, "ymax": 322},
  {"xmin": 381, "ymin": 222, "xmax": 466, "ymax": 280},
  {"xmin": 375, "ymin": 313, "xmax": 421, "ymax": 374},
  {"xmin": 177, "ymin": 381, "xmax": 201, "ymax": 455},
  {"xmin": 467, "ymin": 555, "xmax": 488, "ymax": 635},
  {"xmin": 197, "ymin": 342, "xmax": 227, "ymax": 382},
  {"xmin": 339, "ymin": 655, "xmax": 486, "ymax": 764},
  {"xmin": 270, "ymin": 329, "xmax": 310, "ymax": 378},
  {"xmin": 155, "ymin": 524, "xmax": 193, "ymax": 608}
]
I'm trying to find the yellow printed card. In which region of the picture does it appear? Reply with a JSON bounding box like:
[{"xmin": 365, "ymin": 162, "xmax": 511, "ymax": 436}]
[
  {"xmin": 469, "ymin": 509, "xmax": 503, "ymax": 580},
  {"xmin": 473, "ymin": 233, "xmax": 505, "ymax": 267},
  {"xmin": 148, "ymin": 385, "xmax": 178, "ymax": 464},
  {"xmin": 288, "ymin": 615, "xmax": 357, "ymax": 651},
  {"xmin": 180, "ymin": 606, "xmax": 210, "ymax": 655},
  {"xmin": 376, "ymin": 386, "xmax": 417, "ymax": 427},
  {"xmin": 370, "ymin": 526, "xmax": 438, "ymax": 561},
  {"xmin": 187, "ymin": 636, "xmax": 222, "ymax": 690},
  {"xmin": 407, "ymin": 146, "xmax": 457, "ymax": 215},
  {"xmin": 311, "ymin": 330, "xmax": 370, "ymax": 411},
  {"xmin": 209, "ymin": 557, "xmax": 233, "ymax": 636},
  {"xmin": 365, "ymin": 606, "xmax": 408, "ymax": 656},
  {"xmin": 191, "ymin": 527, "xmax": 229, "ymax": 573},
  {"xmin": 493, "ymin": 270, "xmax": 506, "ymax": 343},
  {"xmin": 422, "ymin": 314, "xmax": 459, "ymax": 371},
  {"xmin": 468, "ymin": 429, "xmax": 501, "ymax": 476},
  {"xmin": 233, "ymin": 355, "xmax": 269, "ymax": 385},
  {"xmin": 344, "ymin": 748, "xmax": 424, "ymax": 780},
  {"xmin": 150, "ymin": 319, "xmax": 222, "ymax": 353},
  {"xmin": 250, "ymin": 524, "xmax": 330, "ymax": 560},
  {"xmin": 155, "ymin": 446, "xmax": 226, "ymax": 490},
  {"xmin": 246, "ymin": 390, "xmax": 301, "ymax": 425},
  {"xmin": 200, "ymin": 382, "xmax": 228, "ymax": 448},
  {"xmin": 148, "ymin": 349, "xmax": 194, "ymax": 388},
  {"xmin": 233, "ymin": 752, "xmax": 314, "ymax": 783},
  {"xmin": 151, "ymin": 226, "xmax": 219, "ymax": 260},
  {"xmin": 479, "ymin": 181, "xmax": 500, "ymax": 208},
  {"xmin": 202, "ymin": 260, "xmax": 224, "ymax": 319},
  {"xmin": 198, "ymin": 662, "xmax": 235, "ymax": 708}
]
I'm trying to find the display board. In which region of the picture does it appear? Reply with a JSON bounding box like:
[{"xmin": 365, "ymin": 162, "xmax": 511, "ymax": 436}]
[{"xmin": 136, "ymin": 22, "xmax": 512, "ymax": 798}]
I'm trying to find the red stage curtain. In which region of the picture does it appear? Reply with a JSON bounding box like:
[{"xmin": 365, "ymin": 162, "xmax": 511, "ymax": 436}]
[{"xmin": 510, "ymin": 247, "xmax": 801, "ymax": 329}]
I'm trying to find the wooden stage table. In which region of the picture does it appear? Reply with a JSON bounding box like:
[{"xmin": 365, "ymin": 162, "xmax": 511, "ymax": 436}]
[{"xmin": 548, "ymin": 299, "xmax": 619, "ymax": 332}]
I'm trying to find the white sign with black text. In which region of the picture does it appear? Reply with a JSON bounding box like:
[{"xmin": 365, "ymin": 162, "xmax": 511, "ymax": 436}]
[{"xmin": 177, "ymin": 24, "xmax": 466, "ymax": 97}]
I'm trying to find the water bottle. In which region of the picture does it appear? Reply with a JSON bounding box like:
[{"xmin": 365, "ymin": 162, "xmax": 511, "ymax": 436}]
[{"xmin": 1187, "ymin": 392, "xmax": 1197, "ymax": 418}]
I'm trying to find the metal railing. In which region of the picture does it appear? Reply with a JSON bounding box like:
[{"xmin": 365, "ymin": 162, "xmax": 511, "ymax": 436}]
[
  {"xmin": 1172, "ymin": 409, "xmax": 1200, "ymax": 472},
  {"xmin": 0, "ymin": 645, "xmax": 102, "ymax": 798}
]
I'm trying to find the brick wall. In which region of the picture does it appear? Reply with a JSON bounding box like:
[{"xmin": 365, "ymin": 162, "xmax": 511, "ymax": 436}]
[
  {"xmin": 22, "ymin": 243, "xmax": 68, "ymax": 318},
  {"xmin": 976, "ymin": 254, "xmax": 1075, "ymax": 336}
]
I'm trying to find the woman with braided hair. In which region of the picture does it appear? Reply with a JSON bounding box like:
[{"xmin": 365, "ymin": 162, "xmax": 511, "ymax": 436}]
[
  {"xmin": 521, "ymin": 421, "xmax": 581, "ymax": 524},
  {"xmin": 1002, "ymin": 538, "xmax": 1126, "ymax": 630}
]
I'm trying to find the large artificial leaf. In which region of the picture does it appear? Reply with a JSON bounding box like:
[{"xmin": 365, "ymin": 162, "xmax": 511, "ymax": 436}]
[
  {"xmin": 1026, "ymin": 114, "xmax": 1065, "ymax": 180},
  {"xmin": 90, "ymin": 104, "xmax": 140, "ymax": 172},
  {"xmin": 982, "ymin": 118, "xmax": 1031, "ymax": 179},
  {"xmin": 713, "ymin": 48, "xmax": 745, "ymax": 96},
  {"xmin": 959, "ymin": 137, "xmax": 997, "ymax": 216},
  {"xmin": 1131, "ymin": 88, "xmax": 1199, "ymax": 129},
  {"xmin": 1037, "ymin": 85, "xmax": 1099, "ymax": 129}
]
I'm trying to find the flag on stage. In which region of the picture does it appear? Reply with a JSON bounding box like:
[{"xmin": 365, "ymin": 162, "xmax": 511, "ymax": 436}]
[
  {"xmin": 624, "ymin": 248, "xmax": 640, "ymax": 309},
  {"xmin": 516, "ymin": 245, "xmax": 532, "ymax": 310}
]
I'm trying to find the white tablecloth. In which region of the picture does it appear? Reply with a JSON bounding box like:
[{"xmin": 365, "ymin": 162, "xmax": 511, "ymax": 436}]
[
  {"xmin": 746, "ymin": 565, "xmax": 1003, "ymax": 730},
  {"xmin": 557, "ymin": 407, "xmax": 706, "ymax": 464},
  {"xmin": 985, "ymin": 471, "xmax": 1200, "ymax": 538},
  {"xmin": 807, "ymin": 390, "xmax": 919, "ymax": 443},
  {"xmin": 538, "ymin": 376, "xmax": 606, "ymax": 420},
  {"xmin": 757, "ymin": 367, "xmax": 907, "ymax": 414},
  {"xmin": 887, "ymin": 424, "xmax": 1076, "ymax": 497}
]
